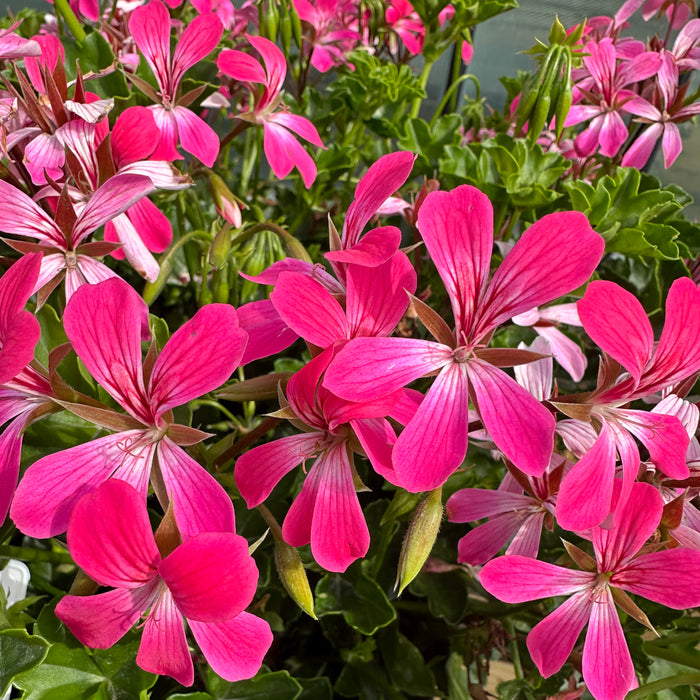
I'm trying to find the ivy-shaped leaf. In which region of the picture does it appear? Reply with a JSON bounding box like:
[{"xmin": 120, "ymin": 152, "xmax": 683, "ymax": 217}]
[
  {"xmin": 315, "ymin": 565, "xmax": 395, "ymax": 636},
  {"xmin": 0, "ymin": 629, "xmax": 49, "ymax": 696}
]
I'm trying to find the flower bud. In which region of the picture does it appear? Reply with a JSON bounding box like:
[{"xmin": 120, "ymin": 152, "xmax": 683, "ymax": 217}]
[
  {"xmin": 209, "ymin": 172, "xmax": 244, "ymax": 228},
  {"xmin": 396, "ymin": 486, "xmax": 443, "ymax": 595},
  {"xmin": 274, "ymin": 538, "xmax": 316, "ymax": 619}
]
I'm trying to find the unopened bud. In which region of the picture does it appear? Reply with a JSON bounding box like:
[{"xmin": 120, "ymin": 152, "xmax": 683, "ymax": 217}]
[
  {"xmin": 209, "ymin": 172, "xmax": 244, "ymax": 228},
  {"xmin": 396, "ymin": 486, "xmax": 443, "ymax": 595},
  {"xmin": 274, "ymin": 538, "xmax": 316, "ymax": 618},
  {"xmin": 216, "ymin": 372, "xmax": 292, "ymax": 401}
]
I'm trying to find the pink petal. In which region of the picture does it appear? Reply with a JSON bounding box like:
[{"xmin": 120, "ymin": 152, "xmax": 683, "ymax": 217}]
[
  {"xmin": 661, "ymin": 123, "xmax": 682, "ymax": 169},
  {"xmin": 24, "ymin": 133, "xmax": 65, "ymax": 185},
  {"xmin": 447, "ymin": 488, "xmax": 533, "ymax": 522},
  {"xmin": 456, "ymin": 513, "xmax": 524, "ymax": 565},
  {"xmin": 577, "ymin": 280, "xmax": 653, "ymax": 382},
  {"xmin": 268, "ymin": 111, "xmax": 324, "ymax": 148},
  {"xmin": 325, "ymin": 226, "xmax": 402, "ymax": 267},
  {"xmin": 614, "ymin": 548, "xmax": 700, "ymax": 608},
  {"xmin": 106, "ymin": 213, "xmax": 160, "ymax": 281},
  {"xmin": 171, "ymin": 13, "xmax": 223, "ymax": 90},
  {"xmin": 598, "ymin": 110, "xmax": 629, "ymax": 158},
  {"xmin": 324, "ymin": 337, "xmax": 452, "ymax": 402},
  {"xmin": 582, "ymin": 588, "xmax": 636, "ymax": 700},
  {"xmin": 65, "ymin": 257, "xmax": 121, "ymax": 302},
  {"xmin": 111, "ymin": 106, "xmax": 159, "ymax": 167},
  {"xmin": 513, "ymin": 336, "xmax": 553, "ymax": 401},
  {"xmin": 527, "ymin": 590, "xmax": 593, "ymax": 677},
  {"xmin": 216, "ymin": 49, "xmax": 267, "ymax": 84},
  {"xmin": 507, "ymin": 510, "xmax": 545, "ymax": 558},
  {"xmin": 237, "ymin": 299, "xmax": 297, "ymax": 365},
  {"xmin": 56, "ymin": 586, "xmax": 153, "ymax": 649},
  {"xmin": 67, "ymin": 479, "xmax": 160, "ymax": 588},
  {"xmin": 159, "ymin": 532, "xmax": 258, "ymax": 622},
  {"xmin": 0, "ymin": 415, "xmax": 28, "ymax": 523},
  {"xmin": 476, "ymin": 212, "xmax": 604, "ymax": 339},
  {"xmin": 416, "ymin": 185, "xmax": 492, "ymax": 338},
  {"xmin": 0, "ymin": 180, "xmax": 63, "ymax": 245},
  {"xmin": 11, "ymin": 430, "xmax": 151, "ymax": 538},
  {"xmin": 173, "ymin": 106, "xmax": 220, "ymax": 167},
  {"xmin": 616, "ymin": 409, "xmax": 689, "ymax": 479},
  {"xmin": 234, "ymin": 434, "xmax": 320, "ymax": 507},
  {"xmin": 149, "ymin": 106, "xmax": 182, "ymax": 161},
  {"xmin": 534, "ymin": 326, "xmax": 586, "ymax": 382},
  {"xmin": 263, "ymin": 122, "xmax": 317, "ymax": 187},
  {"xmin": 393, "ymin": 362, "xmax": 469, "ymax": 492},
  {"xmin": 126, "ymin": 197, "xmax": 173, "ymax": 253},
  {"xmin": 189, "ymin": 612, "xmax": 272, "ymax": 682},
  {"xmin": 467, "ymin": 360, "xmax": 555, "ymax": 477},
  {"xmin": 621, "ymin": 120, "xmax": 663, "ymax": 170},
  {"xmin": 64, "ymin": 278, "xmax": 150, "ymax": 422},
  {"xmin": 642, "ymin": 277, "xmax": 700, "ymax": 393},
  {"xmin": 247, "ymin": 34, "xmax": 286, "ymax": 95},
  {"xmin": 73, "ymin": 174, "xmax": 157, "ymax": 246},
  {"xmin": 270, "ymin": 272, "xmax": 348, "ymax": 347},
  {"xmin": 138, "ymin": 589, "xmax": 193, "ymax": 686},
  {"xmin": 157, "ymin": 438, "xmax": 235, "ymax": 538},
  {"xmin": 350, "ymin": 417, "xmax": 397, "ymax": 482},
  {"xmin": 149, "ymin": 304, "xmax": 246, "ymax": 415},
  {"xmin": 593, "ymin": 481, "xmax": 662, "ymax": 571},
  {"xmin": 283, "ymin": 444, "xmax": 370, "ymax": 572},
  {"xmin": 345, "ymin": 252, "xmax": 416, "ymax": 337},
  {"xmin": 556, "ymin": 424, "xmax": 617, "ymax": 532},
  {"xmin": 480, "ymin": 555, "xmax": 595, "ymax": 602},
  {"xmin": 343, "ymin": 151, "xmax": 414, "ymax": 248},
  {"xmin": 129, "ymin": 0, "xmax": 172, "ymax": 95}
]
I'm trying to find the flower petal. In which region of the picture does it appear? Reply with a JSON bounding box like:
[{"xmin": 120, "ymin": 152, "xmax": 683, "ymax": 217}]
[{"xmin": 189, "ymin": 612, "xmax": 272, "ymax": 682}]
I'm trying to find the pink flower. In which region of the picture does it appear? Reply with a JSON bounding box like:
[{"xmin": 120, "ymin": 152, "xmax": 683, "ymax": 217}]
[
  {"xmin": 385, "ymin": 0, "xmax": 424, "ymax": 55},
  {"xmin": 565, "ymin": 38, "xmax": 661, "ymax": 158},
  {"xmin": 235, "ymin": 348, "xmax": 402, "ymax": 571},
  {"xmin": 217, "ymin": 35, "xmax": 324, "ymax": 187},
  {"xmin": 129, "ymin": 0, "xmax": 223, "ymax": 167},
  {"xmin": 11, "ymin": 277, "xmax": 247, "ymax": 539},
  {"xmin": 325, "ymin": 185, "xmax": 604, "ymax": 492},
  {"xmin": 480, "ymin": 482, "xmax": 700, "ymax": 700},
  {"xmin": 55, "ymin": 479, "xmax": 272, "ymax": 685}
]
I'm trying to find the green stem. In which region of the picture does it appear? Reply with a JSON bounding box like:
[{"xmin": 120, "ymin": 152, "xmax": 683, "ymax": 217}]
[
  {"xmin": 626, "ymin": 672, "xmax": 700, "ymax": 699},
  {"xmin": 410, "ymin": 58, "xmax": 435, "ymax": 119},
  {"xmin": 213, "ymin": 416, "xmax": 281, "ymax": 468},
  {"xmin": 0, "ymin": 545, "xmax": 73, "ymax": 565},
  {"xmin": 53, "ymin": 0, "xmax": 86, "ymax": 43},
  {"xmin": 429, "ymin": 74, "xmax": 478, "ymax": 128},
  {"xmin": 503, "ymin": 618, "xmax": 523, "ymax": 680}
]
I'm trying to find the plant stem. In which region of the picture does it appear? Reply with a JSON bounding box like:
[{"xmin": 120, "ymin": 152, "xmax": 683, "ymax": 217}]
[
  {"xmin": 53, "ymin": 0, "xmax": 86, "ymax": 43},
  {"xmin": 410, "ymin": 58, "xmax": 435, "ymax": 119},
  {"xmin": 213, "ymin": 415, "xmax": 282, "ymax": 468}
]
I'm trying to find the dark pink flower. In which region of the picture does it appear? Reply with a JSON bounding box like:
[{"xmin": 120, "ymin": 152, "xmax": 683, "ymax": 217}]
[{"xmin": 56, "ymin": 479, "xmax": 271, "ymax": 685}]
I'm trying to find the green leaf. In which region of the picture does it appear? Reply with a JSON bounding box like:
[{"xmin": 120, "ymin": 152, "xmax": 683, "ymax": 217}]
[
  {"xmin": 297, "ymin": 676, "xmax": 333, "ymax": 700},
  {"xmin": 206, "ymin": 668, "xmax": 302, "ymax": 700},
  {"xmin": 14, "ymin": 604, "xmax": 155, "ymax": 700},
  {"xmin": 0, "ymin": 629, "xmax": 50, "ymax": 696},
  {"xmin": 315, "ymin": 566, "xmax": 396, "ymax": 635},
  {"xmin": 62, "ymin": 31, "xmax": 130, "ymax": 98},
  {"xmin": 334, "ymin": 659, "xmax": 403, "ymax": 700},
  {"xmin": 446, "ymin": 652, "xmax": 472, "ymax": 700},
  {"xmin": 408, "ymin": 570, "xmax": 469, "ymax": 625},
  {"xmin": 496, "ymin": 678, "xmax": 536, "ymax": 700},
  {"xmin": 377, "ymin": 626, "xmax": 437, "ymax": 696}
]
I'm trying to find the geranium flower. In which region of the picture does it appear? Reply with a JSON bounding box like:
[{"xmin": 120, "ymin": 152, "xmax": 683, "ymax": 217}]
[
  {"xmin": 56, "ymin": 479, "xmax": 272, "ymax": 685},
  {"xmin": 217, "ymin": 35, "xmax": 324, "ymax": 187}
]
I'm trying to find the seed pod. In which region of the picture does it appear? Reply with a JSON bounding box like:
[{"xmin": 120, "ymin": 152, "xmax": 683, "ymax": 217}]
[
  {"xmin": 554, "ymin": 50, "xmax": 573, "ymax": 140},
  {"xmin": 396, "ymin": 486, "xmax": 443, "ymax": 595}
]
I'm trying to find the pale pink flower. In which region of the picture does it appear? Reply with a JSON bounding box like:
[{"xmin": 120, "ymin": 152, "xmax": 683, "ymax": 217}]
[
  {"xmin": 217, "ymin": 35, "xmax": 324, "ymax": 187},
  {"xmin": 129, "ymin": 0, "xmax": 223, "ymax": 167},
  {"xmin": 11, "ymin": 277, "xmax": 248, "ymax": 539},
  {"xmin": 481, "ymin": 482, "xmax": 700, "ymax": 700},
  {"xmin": 56, "ymin": 480, "xmax": 272, "ymax": 685}
]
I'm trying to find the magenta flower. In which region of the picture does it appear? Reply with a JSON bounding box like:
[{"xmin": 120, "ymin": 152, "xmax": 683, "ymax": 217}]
[
  {"xmin": 11, "ymin": 277, "xmax": 247, "ymax": 539},
  {"xmin": 129, "ymin": 0, "xmax": 223, "ymax": 167},
  {"xmin": 56, "ymin": 479, "xmax": 272, "ymax": 686},
  {"xmin": 217, "ymin": 35, "xmax": 324, "ymax": 187},
  {"xmin": 292, "ymin": 0, "xmax": 360, "ymax": 72},
  {"xmin": 480, "ymin": 482, "xmax": 700, "ymax": 700},
  {"xmin": 385, "ymin": 0, "xmax": 424, "ymax": 55},
  {"xmin": 565, "ymin": 38, "xmax": 661, "ymax": 158},
  {"xmin": 325, "ymin": 185, "xmax": 604, "ymax": 492},
  {"xmin": 235, "ymin": 348, "xmax": 402, "ymax": 572}
]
